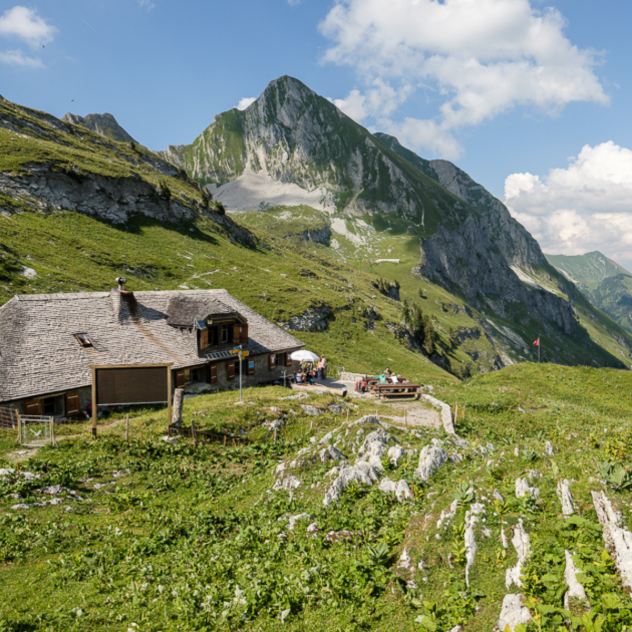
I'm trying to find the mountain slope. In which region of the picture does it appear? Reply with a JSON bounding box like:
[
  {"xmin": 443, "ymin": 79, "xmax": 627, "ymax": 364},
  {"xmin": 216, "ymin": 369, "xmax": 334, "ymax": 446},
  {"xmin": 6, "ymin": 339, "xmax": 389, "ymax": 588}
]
[
  {"xmin": 160, "ymin": 76, "xmax": 632, "ymax": 373},
  {"xmin": 62, "ymin": 112, "xmax": 138, "ymax": 144},
  {"xmin": 0, "ymin": 93, "xmax": 460, "ymax": 385},
  {"xmin": 545, "ymin": 251, "xmax": 632, "ymax": 291},
  {"xmin": 546, "ymin": 252, "xmax": 632, "ymax": 332}
]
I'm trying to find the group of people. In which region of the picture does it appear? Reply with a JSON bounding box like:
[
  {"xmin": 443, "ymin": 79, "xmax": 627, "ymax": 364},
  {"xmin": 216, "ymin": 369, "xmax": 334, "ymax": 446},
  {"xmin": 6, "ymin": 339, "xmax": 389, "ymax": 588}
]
[
  {"xmin": 354, "ymin": 366, "xmax": 409, "ymax": 393},
  {"xmin": 296, "ymin": 355, "xmax": 327, "ymax": 385}
]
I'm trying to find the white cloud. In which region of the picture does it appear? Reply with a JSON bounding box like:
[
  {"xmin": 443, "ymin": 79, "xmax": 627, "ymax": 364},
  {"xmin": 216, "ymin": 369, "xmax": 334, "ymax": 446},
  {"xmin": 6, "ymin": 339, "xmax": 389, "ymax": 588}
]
[
  {"xmin": 504, "ymin": 142, "xmax": 632, "ymax": 266},
  {"xmin": 287, "ymin": 0, "xmax": 304, "ymax": 5},
  {"xmin": 236, "ymin": 97, "xmax": 256, "ymax": 111},
  {"xmin": 139, "ymin": 0, "xmax": 155, "ymax": 11},
  {"xmin": 0, "ymin": 48, "xmax": 43, "ymax": 68},
  {"xmin": 320, "ymin": 0, "xmax": 607, "ymax": 158},
  {"xmin": 0, "ymin": 6, "xmax": 56, "ymax": 47}
]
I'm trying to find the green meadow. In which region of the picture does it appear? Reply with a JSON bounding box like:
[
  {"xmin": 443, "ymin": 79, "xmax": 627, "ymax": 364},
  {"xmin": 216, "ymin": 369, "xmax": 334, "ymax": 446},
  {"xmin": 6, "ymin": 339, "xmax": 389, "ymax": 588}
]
[{"xmin": 2, "ymin": 363, "xmax": 632, "ymax": 631}]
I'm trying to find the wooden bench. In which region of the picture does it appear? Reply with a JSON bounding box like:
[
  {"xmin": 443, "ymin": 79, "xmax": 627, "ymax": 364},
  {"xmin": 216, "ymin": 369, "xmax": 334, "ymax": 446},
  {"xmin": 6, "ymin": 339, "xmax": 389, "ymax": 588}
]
[{"xmin": 373, "ymin": 383, "xmax": 421, "ymax": 401}]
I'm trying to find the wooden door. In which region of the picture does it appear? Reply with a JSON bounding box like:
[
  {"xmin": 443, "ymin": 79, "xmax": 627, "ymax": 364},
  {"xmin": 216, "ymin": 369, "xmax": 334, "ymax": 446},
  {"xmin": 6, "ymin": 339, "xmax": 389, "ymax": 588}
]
[{"xmin": 65, "ymin": 392, "xmax": 81, "ymax": 416}]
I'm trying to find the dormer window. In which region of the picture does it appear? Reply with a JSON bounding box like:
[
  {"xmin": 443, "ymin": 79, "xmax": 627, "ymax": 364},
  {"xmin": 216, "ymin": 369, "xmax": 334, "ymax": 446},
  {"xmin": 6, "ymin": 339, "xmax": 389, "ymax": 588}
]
[{"xmin": 73, "ymin": 333, "xmax": 93, "ymax": 348}]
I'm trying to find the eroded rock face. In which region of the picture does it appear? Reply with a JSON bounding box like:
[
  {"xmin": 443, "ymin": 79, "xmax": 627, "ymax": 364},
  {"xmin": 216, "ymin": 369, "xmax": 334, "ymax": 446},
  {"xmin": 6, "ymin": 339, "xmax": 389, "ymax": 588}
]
[
  {"xmin": 282, "ymin": 304, "xmax": 334, "ymax": 332},
  {"xmin": 0, "ymin": 168, "xmax": 197, "ymax": 225}
]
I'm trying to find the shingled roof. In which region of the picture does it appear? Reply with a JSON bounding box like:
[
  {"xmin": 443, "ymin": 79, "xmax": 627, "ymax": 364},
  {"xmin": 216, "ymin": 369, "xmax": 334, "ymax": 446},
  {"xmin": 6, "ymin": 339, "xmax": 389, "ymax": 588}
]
[
  {"xmin": 0, "ymin": 289, "xmax": 304, "ymax": 403},
  {"xmin": 166, "ymin": 295, "xmax": 238, "ymax": 327}
]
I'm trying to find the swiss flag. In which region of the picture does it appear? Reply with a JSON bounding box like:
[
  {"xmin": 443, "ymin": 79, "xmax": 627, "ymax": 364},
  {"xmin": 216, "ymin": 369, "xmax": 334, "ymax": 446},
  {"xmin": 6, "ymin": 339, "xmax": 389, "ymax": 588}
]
[{"xmin": 533, "ymin": 338, "xmax": 540, "ymax": 347}]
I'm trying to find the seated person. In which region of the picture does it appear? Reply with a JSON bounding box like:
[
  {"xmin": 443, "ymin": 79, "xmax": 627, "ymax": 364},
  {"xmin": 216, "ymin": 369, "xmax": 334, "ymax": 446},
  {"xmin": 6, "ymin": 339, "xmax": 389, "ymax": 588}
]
[
  {"xmin": 391, "ymin": 375, "xmax": 399, "ymax": 384},
  {"xmin": 296, "ymin": 373, "xmax": 303, "ymax": 383},
  {"xmin": 384, "ymin": 367, "xmax": 392, "ymax": 377}
]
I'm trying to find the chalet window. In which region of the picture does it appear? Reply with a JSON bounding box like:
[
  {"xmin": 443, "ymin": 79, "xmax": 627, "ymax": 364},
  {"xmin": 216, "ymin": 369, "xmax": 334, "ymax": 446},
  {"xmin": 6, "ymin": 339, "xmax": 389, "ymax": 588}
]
[
  {"xmin": 278, "ymin": 353, "xmax": 286, "ymax": 367},
  {"xmin": 234, "ymin": 324, "xmax": 249, "ymax": 344},
  {"xmin": 227, "ymin": 360, "xmax": 236, "ymax": 380},
  {"xmin": 200, "ymin": 328, "xmax": 209, "ymax": 349},
  {"xmin": 42, "ymin": 397, "xmax": 56, "ymax": 415},
  {"xmin": 66, "ymin": 392, "xmax": 81, "ymax": 416},
  {"xmin": 73, "ymin": 333, "xmax": 93, "ymax": 348},
  {"xmin": 176, "ymin": 368, "xmax": 203, "ymax": 387},
  {"xmin": 268, "ymin": 354, "xmax": 276, "ymax": 371},
  {"xmin": 24, "ymin": 399, "xmax": 40, "ymax": 416},
  {"xmin": 207, "ymin": 364, "xmax": 218, "ymax": 384},
  {"xmin": 176, "ymin": 370, "xmax": 186, "ymax": 388},
  {"xmin": 221, "ymin": 324, "xmax": 231, "ymax": 344},
  {"xmin": 247, "ymin": 360, "xmax": 255, "ymax": 376}
]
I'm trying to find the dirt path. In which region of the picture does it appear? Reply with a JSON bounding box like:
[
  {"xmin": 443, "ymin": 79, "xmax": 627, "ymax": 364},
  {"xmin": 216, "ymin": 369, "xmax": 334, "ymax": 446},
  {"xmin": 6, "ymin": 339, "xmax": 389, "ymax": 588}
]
[{"xmin": 381, "ymin": 401, "xmax": 441, "ymax": 430}]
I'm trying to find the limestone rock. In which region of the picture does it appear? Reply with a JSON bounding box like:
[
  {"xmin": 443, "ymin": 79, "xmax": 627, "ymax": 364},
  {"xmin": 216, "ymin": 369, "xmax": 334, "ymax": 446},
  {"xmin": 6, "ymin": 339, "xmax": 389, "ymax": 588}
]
[
  {"xmin": 495, "ymin": 593, "xmax": 532, "ymax": 631},
  {"xmin": 557, "ymin": 479, "xmax": 575, "ymax": 517},
  {"xmin": 324, "ymin": 462, "xmax": 380, "ymax": 506},
  {"xmin": 505, "ymin": 519, "xmax": 530, "ymax": 588},
  {"xmin": 415, "ymin": 444, "xmax": 449, "ymax": 482},
  {"xmin": 378, "ymin": 478, "xmax": 413, "ymax": 501}
]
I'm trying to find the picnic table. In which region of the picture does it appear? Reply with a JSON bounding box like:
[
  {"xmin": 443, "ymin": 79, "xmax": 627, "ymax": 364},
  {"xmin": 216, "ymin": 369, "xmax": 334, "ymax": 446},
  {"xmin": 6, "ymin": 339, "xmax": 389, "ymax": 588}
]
[{"xmin": 371, "ymin": 382, "xmax": 421, "ymax": 400}]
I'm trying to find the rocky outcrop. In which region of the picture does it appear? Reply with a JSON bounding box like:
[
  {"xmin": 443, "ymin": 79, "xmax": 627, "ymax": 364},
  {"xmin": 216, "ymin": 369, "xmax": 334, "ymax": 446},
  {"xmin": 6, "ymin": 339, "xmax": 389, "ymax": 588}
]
[
  {"xmin": 281, "ymin": 304, "xmax": 334, "ymax": 332},
  {"xmin": 0, "ymin": 166, "xmax": 196, "ymax": 224},
  {"xmin": 62, "ymin": 112, "xmax": 137, "ymax": 144},
  {"xmin": 301, "ymin": 225, "xmax": 331, "ymax": 246}
]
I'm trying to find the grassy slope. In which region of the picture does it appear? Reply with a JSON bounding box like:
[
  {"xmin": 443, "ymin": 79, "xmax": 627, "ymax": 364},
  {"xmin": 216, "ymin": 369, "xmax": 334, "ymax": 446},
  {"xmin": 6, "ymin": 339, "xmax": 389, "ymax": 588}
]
[
  {"xmin": 0, "ymin": 208, "xmax": 453, "ymax": 386},
  {"xmin": 239, "ymin": 207, "xmax": 632, "ymax": 374},
  {"xmin": 3, "ymin": 363, "xmax": 632, "ymax": 630},
  {"xmin": 0, "ymin": 99, "xmax": 205, "ymax": 209},
  {"xmin": 547, "ymin": 253, "xmax": 632, "ymax": 334},
  {"xmin": 545, "ymin": 252, "xmax": 631, "ymax": 292}
]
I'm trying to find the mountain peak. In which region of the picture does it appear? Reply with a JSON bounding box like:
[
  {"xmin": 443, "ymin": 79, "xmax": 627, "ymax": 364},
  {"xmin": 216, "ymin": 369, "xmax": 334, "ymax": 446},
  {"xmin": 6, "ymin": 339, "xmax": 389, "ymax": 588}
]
[{"xmin": 62, "ymin": 112, "xmax": 137, "ymax": 144}]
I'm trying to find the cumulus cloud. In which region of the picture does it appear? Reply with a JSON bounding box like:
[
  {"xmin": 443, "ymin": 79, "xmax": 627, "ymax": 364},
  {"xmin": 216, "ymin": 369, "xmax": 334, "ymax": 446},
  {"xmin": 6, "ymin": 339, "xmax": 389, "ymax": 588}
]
[
  {"xmin": 320, "ymin": 0, "xmax": 607, "ymax": 158},
  {"xmin": 236, "ymin": 97, "xmax": 256, "ymax": 111},
  {"xmin": 504, "ymin": 142, "xmax": 632, "ymax": 266},
  {"xmin": 139, "ymin": 0, "xmax": 156, "ymax": 10},
  {"xmin": 0, "ymin": 6, "xmax": 56, "ymax": 47}
]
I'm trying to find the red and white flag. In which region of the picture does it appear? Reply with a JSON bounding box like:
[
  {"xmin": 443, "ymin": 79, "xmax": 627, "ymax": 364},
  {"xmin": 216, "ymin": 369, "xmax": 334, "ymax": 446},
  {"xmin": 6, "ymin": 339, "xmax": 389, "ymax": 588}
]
[{"xmin": 533, "ymin": 338, "xmax": 540, "ymax": 347}]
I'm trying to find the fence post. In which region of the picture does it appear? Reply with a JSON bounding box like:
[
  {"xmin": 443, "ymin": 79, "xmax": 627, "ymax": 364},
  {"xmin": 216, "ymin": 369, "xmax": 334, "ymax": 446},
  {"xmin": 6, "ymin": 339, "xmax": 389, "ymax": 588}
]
[
  {"xmin": 50, "ymin": 417, "xmax": 55, "ymax": 446},
  {"xmin": 16, "ymin": 410, "xmax": 21, "ymax": 445},
  {"xmin": 126, "ymin": 414, "xmax": 130, "ymax": 442}
]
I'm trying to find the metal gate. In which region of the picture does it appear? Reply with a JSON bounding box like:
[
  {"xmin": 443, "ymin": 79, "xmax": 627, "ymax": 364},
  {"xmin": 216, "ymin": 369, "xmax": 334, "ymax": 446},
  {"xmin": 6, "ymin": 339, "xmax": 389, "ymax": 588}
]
[
  {"xmin": 19, "ymin": 415, "xmax": 56, "ymax": 447},
  {"xmin": 0, "ymin": 407, "xmax": 19, "ymax": 431}
]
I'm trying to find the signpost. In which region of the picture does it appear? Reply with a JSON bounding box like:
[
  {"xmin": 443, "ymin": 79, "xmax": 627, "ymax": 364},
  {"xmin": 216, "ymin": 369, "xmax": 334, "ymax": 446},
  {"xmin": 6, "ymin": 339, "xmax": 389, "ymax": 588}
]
[{"xmin": 231, "ymin": 346, "xmax": 249, "ymax": 402}]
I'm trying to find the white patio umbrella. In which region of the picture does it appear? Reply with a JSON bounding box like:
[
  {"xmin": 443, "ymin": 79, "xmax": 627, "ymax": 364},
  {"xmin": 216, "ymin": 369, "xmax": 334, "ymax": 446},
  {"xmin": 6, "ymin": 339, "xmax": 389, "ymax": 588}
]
[{"xmin": 290, "ymin": 350, "xmax": 319, "ymax": 362}]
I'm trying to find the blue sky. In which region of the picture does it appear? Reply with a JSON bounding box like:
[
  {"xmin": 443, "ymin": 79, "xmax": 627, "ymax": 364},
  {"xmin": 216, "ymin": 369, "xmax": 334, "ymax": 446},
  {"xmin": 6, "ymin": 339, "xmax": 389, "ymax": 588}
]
[{"xmin": 2, "ymin": 0, "xmax": 632, "ymax": 265}]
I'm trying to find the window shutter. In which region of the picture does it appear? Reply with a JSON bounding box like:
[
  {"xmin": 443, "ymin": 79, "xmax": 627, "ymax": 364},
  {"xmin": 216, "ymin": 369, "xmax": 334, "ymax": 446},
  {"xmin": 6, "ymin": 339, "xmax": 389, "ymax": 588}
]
[
  {"xmin": 200, "ymin": 328, "xmax": 209, "ymax": 349},
  {"xmin": 242, "ymin": 324, "xmax": 248, "ymax": 343},
  {"xmin": 233, "ymin": 324, "xmax": 242, "ymax": 344},
  {"xmin": 286, "ymin": 352, "xmax": 293, "ymax": 367},
  {"xmin": 227, "ymin": 360, "xmax": 236, "ymax": 380},
  {"xmin": 268, "ymin": 354, "xmax": 276, "ymax": 371},
  {"xmin": 24, "ymin": 399, "xmax": 41, "ymax": 415},
  {"xmin": 176, "ymin": 370, "xmax": 186, "ymax": 388},
  {"xmin": 206, "ymin": 364, "xmax": 217, "ymax": 384},
  {"xmin": 66, "ymin": 392, "xmax": 81, "ymax": 416},
  {"xmin": 247, "ymin": 360, "xmax": 255, "ymax": 376}
]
